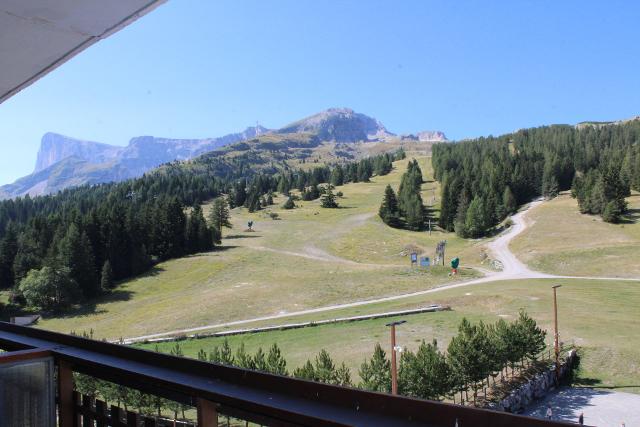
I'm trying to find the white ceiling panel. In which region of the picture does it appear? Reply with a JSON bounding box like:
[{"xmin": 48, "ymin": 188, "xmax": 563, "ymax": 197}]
[{"xmin": 0, "ymin": 0, "xmax": 166, "ymax": 103}]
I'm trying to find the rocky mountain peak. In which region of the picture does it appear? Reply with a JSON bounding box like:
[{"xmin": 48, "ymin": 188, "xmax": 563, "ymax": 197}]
[{"xmin": 276, "ymin": 107, "xmax": 393, "ymax": 142}]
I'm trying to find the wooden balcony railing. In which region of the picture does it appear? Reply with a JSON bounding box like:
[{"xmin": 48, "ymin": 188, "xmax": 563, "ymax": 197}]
[{"xmin": 0, "ymin": 321, "xmax": 585, "ymax": 427}]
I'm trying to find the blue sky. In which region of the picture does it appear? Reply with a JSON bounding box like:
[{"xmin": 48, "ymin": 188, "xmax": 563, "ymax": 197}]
[{"xmin": 1, "ymin": 0, "xmax": 639, "ymax": 184}]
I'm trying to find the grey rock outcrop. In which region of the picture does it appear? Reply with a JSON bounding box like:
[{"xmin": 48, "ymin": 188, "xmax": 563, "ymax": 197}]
[
  {"xmin": 2, "ymin": 126, "xmax": 268, "ymax": 199},
  {"xmin": 276, "ymin": 108, "xmax": 393, "ymax": 142}
]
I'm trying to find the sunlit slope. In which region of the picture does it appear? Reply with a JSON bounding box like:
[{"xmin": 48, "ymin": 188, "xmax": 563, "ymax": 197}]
[
  {"xmin": 36, "ymin": 155, "xmax": 481, "ymax": 340},
  {"xmin": 511, "ymin": 192, "xmax": 640, "ymax": 277},
  {"xmin": 140, "ymin": 278, "xmax": 640, "ymax": 393}
]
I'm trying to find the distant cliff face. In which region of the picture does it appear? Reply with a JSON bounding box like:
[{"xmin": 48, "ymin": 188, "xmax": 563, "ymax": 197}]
[
  {"xmin": 3, "ymin": 126, "xmax": 270, "ymax": 199},
  {"xmin": 34, "ymin": 133, "xmax": 122, "ymax": 172}
]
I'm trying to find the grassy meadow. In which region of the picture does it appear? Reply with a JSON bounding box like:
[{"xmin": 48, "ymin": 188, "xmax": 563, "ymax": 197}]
[
  {"xmin": 23, "ymin": 152, "xmax": 640, "ymax": 394},
  {"xmin": 511, "ymin": 192, "xmax": 640, "ymax": 277},
  {"xmin": 139, "ymin": 277, "xmax": 640, "ymax": 393},
  {"xmin": 35, "ymin": 155, "xmax": 484, "ymax": 340}
]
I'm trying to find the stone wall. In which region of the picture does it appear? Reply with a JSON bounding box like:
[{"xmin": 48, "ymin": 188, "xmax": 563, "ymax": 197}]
[{"xmin": 487, "ymin": 349, "xmax": 577, "ymax": 413}]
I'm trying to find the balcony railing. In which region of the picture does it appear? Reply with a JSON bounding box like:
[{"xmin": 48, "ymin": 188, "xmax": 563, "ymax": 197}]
[{"xmin": 0, "ymin": 322, "xmax": 581, "ymax": 427}]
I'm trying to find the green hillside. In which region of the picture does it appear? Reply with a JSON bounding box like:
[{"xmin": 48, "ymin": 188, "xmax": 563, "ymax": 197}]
[{"xmin": 33, "ymin": 155, "xmax": 481, "ymax": 339}]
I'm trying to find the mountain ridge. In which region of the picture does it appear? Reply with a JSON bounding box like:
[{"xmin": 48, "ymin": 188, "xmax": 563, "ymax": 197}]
[{"xmin": 2, "ymin": 108, "xmax": 445, "ymax": 199}]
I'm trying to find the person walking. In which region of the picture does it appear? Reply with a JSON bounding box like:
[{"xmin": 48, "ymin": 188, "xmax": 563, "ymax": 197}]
[
  {"xmin": 578, "ymin": 412, "xmax": 584, "ymax": 425},
  {"xmin": 545, "ymin": 405, "xmax": 553, "ymax": 420}
]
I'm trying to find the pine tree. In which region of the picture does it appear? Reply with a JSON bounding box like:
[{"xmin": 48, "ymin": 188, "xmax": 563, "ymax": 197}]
[
  {"xmin": 253, "ymin": 347, "xmax": 268, "ymax": 371},
  {"xmin": 502, "ymin": 186, "xmax": 517, "ymax": 216},
  {"xmin": 398, "ymin": 340, "xmax": 451, "ymax": 401},
  {"xmin": 404, "ymin": 194, "xmax": 425, "ymax": 231},
  {"xmin": 602, "ymin": 200, "xmax": 622, "ymax": 223},
  {"xmin": 378, "ymin": 185, "xmax": 400, "ymax": 227},
  {"xmin": 245, "ymin": 188, "xmax": 261, "ymax": 212},
  {"xmin": 0, "ymin": 224, "xmax": 18, "ymax": 289},
  {"xmin": 283, "ymin": 196, "xmax": 295, "ymax": 210},
  {"xmin": 12, "ymin": 231, "xmax": 42, "ymax": 285},
  {"xmin": 320, "ymin": 189, "xmax": 339, "ymax": 208},
  {"xmin": 57, "ymin": 224, "xmax": 98, "ymax": 298},
  {"xmin": 542, "ymin": 164, "xmax": 559, "ymax": 199},
  {"xmin": 208, "ymin": 198, "xmax": 232, "ymax": 236},
  {"xmin": 464, "ymin": 196, "xmax": 487, "ymax": 238},
  {"xmin": 454, "ymin": 192, "xmax": 470, "ymax": 237},
  {"xmin": 235, "ymin": 343, "xmax": 255, "ymax": 369},
  {"xmin": 266, "ymin": 343, "xmax": 288, "ymax": 375},
  {"xmin": 219, "ymin": 339, "xmax": 234, "ymax": 365},
  {"xmin": 447, "ymin": 318, "xmax": 493, "ymax": 404},
  {"xmin": 233, "ymin": 180, "xmax": 247, "ymax": 207},
  {"xmin": 293, "ymin": 360, "xmax": 317, "ymax": 381},
  {"xmin": 358, "ymin": 343, "xmax": 391, "ymax": 392},
  {"xmin": 100, "ymin": 260, "xmax": 114, "ymax": 291},
  {"xmin": 303, "ymin": 184, "xmax": 320, "ymax": 201},
  {"xmin": 330, "ymin": 166, "xmax": 345, "ymax": 187},
  {"xmin": 516, "ymin": 310, "xmax": 547, "ymax": 361},
  {"xmin": 335, "ymin": 363, "xmax": 353, "ymax": 387},
  {"xmin": 314, "ymin": 349, "xmax": 337, "ymax": 384}
]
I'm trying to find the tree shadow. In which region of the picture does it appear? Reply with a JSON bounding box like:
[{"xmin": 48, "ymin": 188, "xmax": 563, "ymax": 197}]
[
  {"xmin": 214, "ymin": 245, "xmax": 240, "ymax": 252},
  {"xmin": 572, "ymin": 377, "xmax": 602, "ymax": 387},
  {"xmin": 524, "ymin": 387, "xmax": 612, "ymax": 420},
  {"xmin": 135, "ymin": 265, "xmax": 165, "ymax": 277},
  {"xmin": 618, "ymin": 208, "xmax": 640, "ymax": 224},
  {"xmin": 223, "ymin": 234, "xmax": 262, "ymax": 239},
  {"xmin": 47, "ymin": 289, "xmax": 135, "ymax": 319}
]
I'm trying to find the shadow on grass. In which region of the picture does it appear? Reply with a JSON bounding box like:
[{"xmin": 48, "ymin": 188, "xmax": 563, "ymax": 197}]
[
  {"xmin": 224, "ymin": 234, "xmax": 262, "ymax": 239},
  {"xmin": 182, "ymin": 246, "xmax": 241, "ymax": 257},
  {"xmin": 619, "ymin": 208, "xmax": 640, "ymax": 224},
  {"xmin": 134, "ymin": 265, "xmax": 165, "ymax": 277},
  {"xmin": 2, "ymin": 266, "xmax": 165, "ymax": 321},
  {"xmin": 47, "ymin": 289, "xmax": 135, "ymax": 320}
]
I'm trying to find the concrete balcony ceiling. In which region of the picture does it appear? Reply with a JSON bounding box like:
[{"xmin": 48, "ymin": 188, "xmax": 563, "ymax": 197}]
[{"xmin": 0, "ymin": 0, "xmax": 165, "ymax": 104}]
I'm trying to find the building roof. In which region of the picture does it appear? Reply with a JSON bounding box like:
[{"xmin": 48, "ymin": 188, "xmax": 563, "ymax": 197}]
[{"xmin": 0, "ymin": 0, "xmax": 165, "ymax": 104}]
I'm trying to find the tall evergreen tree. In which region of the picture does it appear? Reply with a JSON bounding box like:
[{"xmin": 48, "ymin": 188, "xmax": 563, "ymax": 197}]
[
  {"xmin": 56, "ymin": 224, "xmax": 98, "ymax": 298},
  {"xmin": 358, "ymin": 343, "xmax": 391, "ymax": 392},
  {"xmin": 378, "ymin": 185, "xmax": 400, "ymax": 227},
  {"xmin": 100, "ymin": 260, "xmax": 114, "ymax": 291},
  {"xmin": 464, "ymin": 196, "xmax": 487, "ymax": 238},
  {"xmin": 266, "ymin": 343, "xmax": 288, "ymax": 375},
  {"xmin": 0, "ymin": 223, "xmax": 18, "ymax": 288}
]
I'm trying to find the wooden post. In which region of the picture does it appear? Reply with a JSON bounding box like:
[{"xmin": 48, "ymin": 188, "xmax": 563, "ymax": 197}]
[
  {"xmin": 110, "ymin": 405, "xmax": 123, "ymax": 426},
  {"xmin": 552, "ymin": 285, "xmax": 561, "ymax": 382},
  {"xmin": 197, "ymin": 398, "xmax": 218, "ymax": 427},
  {"xmin": 95, "ymin": 400, "xmax": 106, "ymax": 427},
  {"xmin": 82, "ymin": 395, "xmax": 93, "ymax": 427},
  {"xmin": 126, "ymin": 410, "xmax": 140, "ymax": 426},
  {"xmin": 57, "ymin": 360, "xmax": 76, "ymax": 427},
  {"xmin": 390, "ymin": 324, "xmax": 398, "ymax": 395}
]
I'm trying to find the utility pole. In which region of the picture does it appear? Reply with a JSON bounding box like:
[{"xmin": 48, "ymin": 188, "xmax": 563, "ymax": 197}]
[
  {"xmin": 552, "ymin": 285, "xmax": 562, "ymax": 382},
  {"xmin": 386, "ymin": 320, "xmax": 406, "ymax": 395}
]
